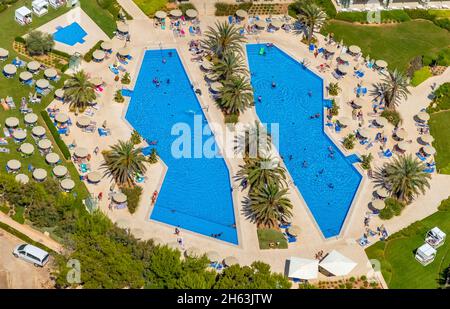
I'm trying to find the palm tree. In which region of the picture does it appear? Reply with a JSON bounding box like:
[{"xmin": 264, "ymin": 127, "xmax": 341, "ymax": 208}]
[
  {"xmin": 64, "ymin": 70, "xmax": 96, "ymax": 112},
  {"xmin": 249, "ymin": 184, "xmax": 293, "ymax": 228},
  {"xmin": 101, "ymin": 140, "xmax": 148, "ymax": 187},
  {"xmin": 373, "ymin": 154, "xmax": 431, "ymax": 203},
  {"xmin": 296, "ymin": 2, "xmax": 327, "ymax": 44},
  {"xmin": 237, "ymin": 156, "xmax": 287, "ymax": 190},
  {"xmin": 201, "ymin": 21, "xmax": 246, "ymax": 59},
  {"xmin": 212, "ymin": 52, "xmax": 248, "ymax": 81},
  {"xmin": 218, "ymin": 75, "xmax": 254, "ymax": 115},
  {"xmin": 372, "ymin": 69, "xmax": 410, "ymax": 110},
  {"xmin": 234, "ymin": 121, "xmax": 272, "ymax": 159}
]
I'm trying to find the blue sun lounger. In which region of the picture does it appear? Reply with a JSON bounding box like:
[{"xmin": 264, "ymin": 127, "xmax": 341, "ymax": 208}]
[
  {"xmin": 109, "ymin": 65, "xmax": 119, "ymax": 75},
  {"xmin": 423, "ymin": 167, "xmax": 435, "ymax": 173},
  {"xmin": 383, "ymin": 149, "xmax": 393, "ymax": 158},
  {"xmin": 416, "ymin": 152, "xmax": 427, "ymax": 161}
]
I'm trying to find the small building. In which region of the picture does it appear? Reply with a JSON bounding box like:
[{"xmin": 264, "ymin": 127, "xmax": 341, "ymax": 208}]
[
  {"xmin": 32, "ymin": 0, "xmax": 49, "ymax": 17},
  {"xmin": 426, "ymin": 227, "xmax": 446, "ymax": 248},
  {"xmin": 415, "ymin": 243, "xmax": 437, "ymax": 266},
  {"xmin": 15, "ymin": 6, "xmax": 33, "ymax": 25},
  {"xmin": 49, "ymin": 0, "xmax": 65, "ymax": 9}
]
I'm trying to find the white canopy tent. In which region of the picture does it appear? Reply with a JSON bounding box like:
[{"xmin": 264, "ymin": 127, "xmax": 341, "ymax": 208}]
[
  {"xmin": 49, "ymin": 0, "xmax": 65, "ymax": 9},
  {"xmin": 288, "ymin": 257, "xmax": 318, "ymax": 280},
  {"xmin": 426, "ymin": 227, "xmax": 446, "ymax": 248},
  {"xmin": 15, "ymin": 6, "xmax": 33, "ymax": 25},
  {"xmin": 32, "ymin": 0, "xmax": 49, "ymax": 17},
  {"xmin": 415, "ymin": 243, "xmax": 436, "ymax": 266},
  {"xmin": 319, "ymin": 250, "xmax": 357, "ymax": 276}
]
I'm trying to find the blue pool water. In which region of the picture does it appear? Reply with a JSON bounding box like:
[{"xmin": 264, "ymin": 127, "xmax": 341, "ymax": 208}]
[
  {"xmin": 247, "ymin": 44, "xmax": 362, "ymax": 238},
  {"xmin": 125, "ymin": 49, "xmax": 238, "ymax": 244},
  {"xmin": 53, "ymin": 22, "xmax": 87, "ymax": 46}
]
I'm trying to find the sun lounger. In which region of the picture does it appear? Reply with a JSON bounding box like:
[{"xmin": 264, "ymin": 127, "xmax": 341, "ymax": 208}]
[
  {"xmin": 109, "ymin": 65, "xmax": 119, "ymax": 75},
  {"xmin": 358, "ymin": 237, "xmax": 370, "ymax": 247},
  {"xmin": 384, "ymin": 149, "xmax": 393, "ymax": 158},
  {"xmin": 416, "ymin": 152, "xmax": 427, "ymax": 161},
  {"xmin": 423, "ymin": 167, "xmax": 435, "ymax": 173},
  {"xmin": 0, "ymin": 138, "xmax": 8, "ymax": 145},
  {"xmin": 0, "ymin": 147, "xmax": 10, "ymax": 153},
  {"xmin": 98, "ymin": 128, "xmax": 110, "ymax": 137},
  {"xmin": 3, "ymin": 128, "xmax": 11, "ymax": 138},
  {"xmin": 279, "ymin": 223, "xmax": 291, "ymax": 229}
]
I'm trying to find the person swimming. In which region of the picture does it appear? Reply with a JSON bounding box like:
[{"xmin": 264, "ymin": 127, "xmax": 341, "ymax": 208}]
[
  {"xmin": 166, "ymin": 79, "xmax": 170, "ymax": 84},
  {"xmin": 328, "ymin": 183, "xmax": 334, "ymax": 189},
  {"xmin": 271, "ymin": 81, "xmax": 276, "ymax": 88},
  {"xmin": 168, "ymin": 51, "xmax": 173, "ymax": 57},
  {"xmin": 257, "ymin": 95, "xmax": 262, "ymax": 102},
  {"xmin": 302, "ymin": 160, "xmax": 308, "ymax": 168},
  {"xmin": 162, "ymin": 57, "xmax": 167, "ymax": 64},
  {"xmin": 289, "ymin": 155, "xmax": 293, "ymax": 161},
  {"xmin": 308, "ymin": 90, "xmax": 312, "ymax": 97},
  {"xmin": 319, "ymin": 168, "xmax": 324, "ymax": 174}
]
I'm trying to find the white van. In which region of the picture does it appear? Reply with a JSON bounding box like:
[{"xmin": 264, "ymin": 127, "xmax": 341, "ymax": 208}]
[{"xmin": 12, "ymin": 244, "xmax": 50, "ymax": 267}]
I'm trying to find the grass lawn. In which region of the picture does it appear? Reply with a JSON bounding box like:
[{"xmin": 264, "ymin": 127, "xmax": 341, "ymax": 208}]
[
  {"xmin": 79, "ymin": 0, "xmax": 122, "ymax": 38},
  {"xmin": 365, "ymin": 205, "xmax": 450, "ymax": 288},
  {"xmin": 0, "ymin": 1, "xmax": 89, "ymax": 203},
  {"xmin": 411, "ymin": 66, "xmax": 433, "ymax": 86},
  {"xmin": 133, "ymin": 0, "xmax": 168, "ymax": 16},
  {"xmin": 257, "ymin": 228, "xmax": 288, "ymax": 249},
  {"xmin": 323, "ymin": 20, "xmax": 450, "ymax": 71},
  {"xmin": 429, "ymin": 111, "xmax": 450, "ymax": 174}
]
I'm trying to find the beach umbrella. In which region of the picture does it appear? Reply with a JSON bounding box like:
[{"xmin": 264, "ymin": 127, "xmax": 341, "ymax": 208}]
[
  {"xmin": 112, "ymin": 192, "xmax": 127, "ymax": 204},
  {"xmin": 3, "ymin": 64, "xmax": 17, "ymax": 75},
  {"xmin": 417, "ymin": 112, "xmax": 430, "ymax": 122},
  {"xmin": 60, "ymin": 178, "xmax": 75, "ymax": 191},
  {"xmin": 270, "ymin": 20, "xmax": 283, "ymax": 29},
  {"xmin": 255, "ymin": 20, "xmax": 266, "ymax": 29},
  {"xmin": 358, "ymin": 128, "xmax": 371, "ymax": 139},
  {"xmin": 337, "ymin": 117, "xmax": 351, "ymax": 127},
  {"xmin": 0, "ymin": 48, "xmax": 9, "ymax": 58},
  {"xmin": 54, "ymin": 113, "xmax": 69, "ymax": 123},
  {"xmin": 336, "ymin": 64, "xmax": 349, "ymax": 74},
  {"xmin": 170, "ymin": 9, "xmax": 182, "ymax": 18},
  {"xmin": 15, "ymin": 173, "xmax": 29, "ymax": 184},
  {"xmin": 420, "ymin": 134, "xmax": 434, "ymax": 144},
  {"xmin": 319, "ymin": 250, "xmax": 357, "ymax": 276},
  {"xmin": 395, "ymin": 128, "xmax": 408, "ymax": 140},
  {"xmin": 5, "ymin": 116, "xmax": 19, "ymax": 128},
  {"xmin": 76, "ymin": 116, "xmax": 91, "ymax": 127},
  {"xmin": 7, "ymin": 159, "xmax": 21, "ymax": 171},
  {"xmin": 371, "ymin": 199, "xmax": 385, "ymax": 210},
  {"xmin": 12, "ymin": 130, "xmax": 26, "ymax": 141},
  {"xmin": 19, "ymin": 143, "xmax": 34, "ymax": 155},
  {"xmin": 185, "ymin": 247, "xmax": 202, "ymax": 258},
  {"xmin": 45, "ymin": 152, "xmax": 60, "ymax": 165},
  {"xmin": 37, "ymin": 139, "xmax": 52, "ymax": 150},
  {"xmin": 376, "ymin": 187, "xmax": 389, "ymax": 198},
  {"xmin": 44, "ymin": 68, "xmax": 57, "ymax": 79},
  {"xmin": 54, "ymin": 88, "xmax": 64, "ymax": 99},
  {"xmin": 116, "ymin": 22, "xmax": 129, "ymax": 33},
  {"xmin": 210, "ymin": 82, "xmax": 223, "ymax": 93},
  {"xmin": 348, "ymin": 45, "xmax": 361, "ymax": 54},
  {"xmin": 90, "ymin": 77, "xmax": 103, "ymax": 86},
  {"xmin": 338, "ymin": 53, "xmax": 350, "ymax": 62},
  {"xmin": 36, "ymin": 79, "xmax": 49, "ymax": 89},
  {"xmin": 185, "ymin": 9, "xmax": 198, "ymax": 19},
  {"xmin": 74, "ymin": 147, "xmax": 88, "ymax": 158},
  {"xmin": 19, "ymin": 71, "xmax": 33, "ymax": 81},
  {"xmin": 288, "ymin": 257, "xmax": 319, "ymax": 280},
  {"xmin": 375, "ymin": 60, "xmax": 388, "ymax": 69},
  {"xmin": 155, "ymin": 11, "xmax": 167, "ymax": 19},
  {"xmin": 131, "ymin": 228, "xmax": 145, "ymax": 239},
  {"xmin": 287, "ymin": 225, "xmax": 301, "ymax": 237},
  {"xmin": 373, "ymin": 117, "xmax": 388, "ymax": 127},
  {"xmin": 53, "ymin": 165, "xmax": 68, "ymax": 178},
  {"xmin": 115, "ymin": 218, "xmax": 130, "ymax": 229},
  {"xmin": 397, "ymin": 141, "xmax": 409, "ymax": 151},
  {"xmin": 27, "ymin": 61, "xmax": 40, "ymax": 72},
  {"xmin": 92, "ymin": 50, "xmax": 105, "ymax": 61},
  {"xmin": 423, "ymin": 145, "xmax": 436, "ymax": 156},
  {"xmin": 32, "ymin": 168, "xmax": 47, "ymax": 181},
  {"xmin": 118, "ymin": 47, "xmax": 130, "ymax": 57},
  {"xmin": 87, "ymin": 171, "xmax": 102, "ymax": 183},
  {"xmin": 100, "ymin": 41, "xmax": 112, "ymax": 51},
  {"xmin": 223, "ymin": 256, "xmax": 239, "ymax": 266},
  {"xmin": 206, "ymin": 251, "xmax": 220, "ymax": 262},
  {"xmin": 24, "ymin": 113, "xmax": 38, "ymax": 125},
  {"xmin": 235, "ymin": 9, "xmax": 248, "ymax": 19},
  {"xmin": 201, "ymin": 61, "xmax": 213, "ymax": 71}
]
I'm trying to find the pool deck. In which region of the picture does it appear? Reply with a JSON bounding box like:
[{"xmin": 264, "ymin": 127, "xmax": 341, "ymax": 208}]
[{"xmin": 46, "ymin": 1, "xmax": 450, "ymax": 284}]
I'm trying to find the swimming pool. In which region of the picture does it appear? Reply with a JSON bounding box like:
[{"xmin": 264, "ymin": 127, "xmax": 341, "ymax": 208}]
[
  {"xmin": 246, "ymin": 44, "xmax": 362, "ymax": 238},
  {"xmin": 53, "ymin": 22, "xmax": 87, "ymax": 46},
  {"xmin": 125, "ymin": 49, "xmax": 238, "ymax": 244}
]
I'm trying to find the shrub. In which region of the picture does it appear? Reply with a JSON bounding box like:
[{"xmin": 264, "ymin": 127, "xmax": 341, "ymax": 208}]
[
  {"xmin": 361, "ymin": 153, "xmax": 373, "ymax": 170},
  {"xmin": 411, "ymin": 66, "xmax": 433, "ymax": 86},
  {"xmin": 121, "ymin": 72, "xmax": 131, "ymax": 85},
  {"xmin": 328, "ymin": 82, "xmax": 340, "ymax": 96},
  {"xmin": 130, "ymin": 130, "xmax": 141, "ymax": 145},
  {"xmin": 379, "ymin": 205, "xmax": 393, "ymax": 220},
  {"xmin": 14, "ymin": 36, "xmax": 26, "ymax": 44},
  {"xmin": 438, "ymin": 196, "xmax": 450, "ymax": 211},
  {"xmin": 25, "ymin": 31, "xmax": 54, "ymax": 55},
  {"xmin": 147, "ymin": 148, "xmax": 158, "ymax": 164},
  {"xmin": 381, "ymin": 110, "xmax": 402, "ymax": 127},
  {"xmin": 379, "ymin": 198, "xmax": 405, "ymax": 220},
  {"xmin": 40, "ymin": 111, "xmax": 71, "ymax": 159},
  {"xmin": 122, "ymin": 186, "xmax": 143, "ymax": 214},
  {"xmin": 289, "ymin": 0, "xmax": 336, "ymax": 19},
  {"xmin": 330, "ymin": 99, "xmax": 339, "ymax": 116},
  {"xmin": 343, "ymin": 134, "xmax": 356, "ymax": 150},
  {"xmin": 427, "ymin": 82, "xmax": 450, "ymax": 113},
  {"xmin": 114, "ymin": 89, "xmax": 125, "ymax": 103},
  {"xmin": 225, "ymin": 113, "xmax": 239, "ymax": 124}
]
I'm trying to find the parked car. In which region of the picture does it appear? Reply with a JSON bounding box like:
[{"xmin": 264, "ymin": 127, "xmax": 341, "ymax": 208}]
[{"xmin": 12, "ymin": 244, "xmax": 50, "ymax": 267}]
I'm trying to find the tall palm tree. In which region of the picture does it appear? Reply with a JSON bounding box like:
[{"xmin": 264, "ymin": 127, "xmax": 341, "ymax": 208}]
[
  {"xmin": 372, "ymin": 69, "xmax": 410, "ymax": 110},
  {"xmin": 201, "ymin": 21, "xmax": 246, "ymax": 59},
  {"xmin": 64, "ymin": 70, "xmax": 96, "ymax": 112},
  {"xmin": 213, "ymin": 52, "xmax": 248, "ymax": 81},
  {"xmin": 296, "ymin": 2, "xmax": 327, "ymax": 44},
  {"xmin": 101, "ymin": 140, "xmax": 148, "ymax": 187},
  {"xmin": 373, "ymin": 154, "xmax": 431, "ymax": 203},
  {"xmin": 237, "ymin": 156, "xmax": 287, "ymax": 190},
  {"xmin": 234, "ymin": 121, "xmax": 272, "ymax": 159},
  {"xmin": 249, "ymin": 184, "xmax": 293, "ymax": 228},
  {"xmin": 218, "ymin": 75, "xmax": 254, "ymax": 115}
]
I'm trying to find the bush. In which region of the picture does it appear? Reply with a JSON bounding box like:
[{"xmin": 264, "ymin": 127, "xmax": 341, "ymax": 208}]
[
  {"xmin": 225, "ymin": 113, "xmax": 239, "ymax": 124},
  {"xmin": 411, "ymin": 66, "xmax": 433, "ymax": 86},
  {"xmin": 361, "ymin": 153, "xmax": 373, "ymax": 170},
  {"xmin": 328, "ymin": 82, "xmax": 340, "ymax": 96},
  {"xmin": 14, "ymin": 36, "xmax": 26, "ymax": 44},
  {"xmin": 25, "ymin": 31, "xmax": 55, "ymax": 56},
  {"xmin": 121, "ymin": 72, "xmax": 131, "ymax": 85},
  {"xmin": 381, "ymin": 110, "xmax": 402, "ymax": 127},
  {"xmin": 379, "ymin": 205, "xmax": 393, "ymax": 220},
  {"xmin": 427, "ymin": 82, "xmax": 450, "ymax": 113},
  {"xmin": 289, "ymin": 0, "xmax": 336, "ymax": 19},
  {"xmin": 215, "ymin": 2, "xmax": 252, "ymax": 16},
  {"xmin": 130, "ymin": 130, "xmax": 141, "ymax": 145},
  {"xmin": 331, "ymin": 99, "xmax": 339, "ymax": 116},
  {"xmin": 343, "ymin": 134, "xmax": 356, "ymax": 150},
  {"xmin": 114, "ymin": 89, "xmax": 125, "ymax": 103},
  {"xmin": 379, "ymin": 198, "xmax": 405, "ymax": 220},
  {"xmin": 40, "ymin": 111, "xmax": 71, "ymax": 159},
  {"xmin": 438, "ymin": 196, "xmax": 450, "ymax": 211},
  {"xmin": 122, "ymin": 186, "xmax": 143, "ymax": 214}
]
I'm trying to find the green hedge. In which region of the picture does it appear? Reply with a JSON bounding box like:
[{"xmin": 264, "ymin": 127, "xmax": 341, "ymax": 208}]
[
  {"xmin": 122, "ymin": 186, "xmax": 143, "ymax": 214},
  {"xmin": 411, "ymin": 66, "xmax": 432, "ymax": 86},
  {"xmin": 0, "ymin": 222, "xmax": 56, "ymax": 255},
  {"xmin": 83, "ymin": 40, "xmax": 104, "ymax": 62},
  {"xmin": 334, "ymin": 10, "xmax": 410, "ymax": 23},
  {"xmin": 289, "ymin": 0, "xmax": 336, "ymax": 19},
  {"xmin": 40, "ymin": 111, "xmax": 71, "ymax": 160},
  {"xmin": 215, "ymin": 2, "xmax": 252, "ymax": 16},
  {"xmin": 14, "ymin": 36, "xmax": 25, "ymax": 43},
  {"xmin": 405, "ymin": 9, "xmax": 450, "ymax": 31}
]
